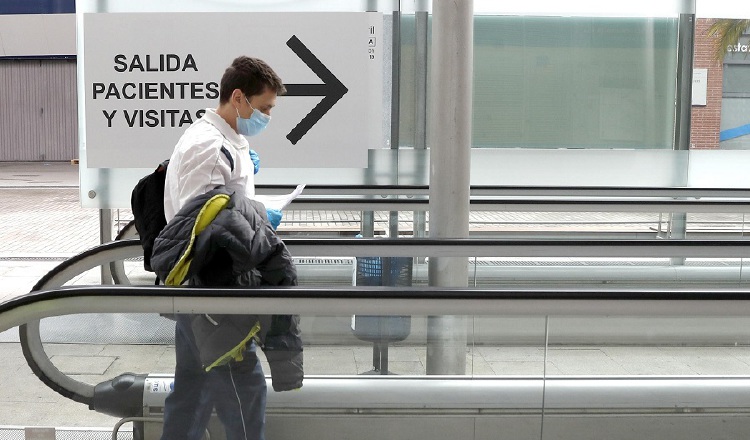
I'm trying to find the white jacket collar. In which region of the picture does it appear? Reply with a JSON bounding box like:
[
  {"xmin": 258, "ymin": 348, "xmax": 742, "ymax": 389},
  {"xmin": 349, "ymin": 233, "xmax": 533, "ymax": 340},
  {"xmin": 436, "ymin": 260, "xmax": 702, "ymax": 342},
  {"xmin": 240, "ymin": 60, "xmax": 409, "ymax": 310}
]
[{"xmin": 202, "ymin": 108, "xmax": 249, "ymax": 152}]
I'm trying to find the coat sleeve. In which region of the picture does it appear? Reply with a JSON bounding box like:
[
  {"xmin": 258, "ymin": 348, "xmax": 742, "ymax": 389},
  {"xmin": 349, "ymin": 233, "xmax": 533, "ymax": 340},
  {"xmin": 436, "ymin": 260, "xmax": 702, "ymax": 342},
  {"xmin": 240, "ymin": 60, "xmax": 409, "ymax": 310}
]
[
  {"xmin": 254, "ymin": 232, "xmax": 298, "ymax": 287},
  {"xmin": 264, "ymin": 313, "xmax": 303, "ymax": 392},
  {"xmin": 250, "ymin": 201, "xmax": 297, "ymax": 286},
  {"xmin": 228, "ymin": 197, "xmax": 297, "ymax": 286}
]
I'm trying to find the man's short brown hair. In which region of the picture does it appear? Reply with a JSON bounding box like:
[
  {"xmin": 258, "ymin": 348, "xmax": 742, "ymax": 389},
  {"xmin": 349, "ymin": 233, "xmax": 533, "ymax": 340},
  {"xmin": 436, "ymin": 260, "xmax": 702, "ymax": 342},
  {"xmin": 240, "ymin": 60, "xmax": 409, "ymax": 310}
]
[{"xmin": 219, "ymin": 56, "xmax": 286, "ymax": 103}]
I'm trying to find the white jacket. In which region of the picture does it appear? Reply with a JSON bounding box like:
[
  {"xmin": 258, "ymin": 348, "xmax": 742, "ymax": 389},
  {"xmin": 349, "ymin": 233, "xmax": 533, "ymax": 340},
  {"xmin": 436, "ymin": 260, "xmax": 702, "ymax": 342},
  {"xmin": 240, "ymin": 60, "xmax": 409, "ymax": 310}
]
[{"xmin": 164, "ymin": 108, "xmax": 255, "ymax": 222}]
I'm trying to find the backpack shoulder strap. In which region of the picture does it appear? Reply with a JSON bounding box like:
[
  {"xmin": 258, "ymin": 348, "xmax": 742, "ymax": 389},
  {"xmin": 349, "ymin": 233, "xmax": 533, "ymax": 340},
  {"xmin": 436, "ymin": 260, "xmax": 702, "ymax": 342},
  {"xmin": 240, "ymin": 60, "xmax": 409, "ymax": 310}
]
[{"xmin": 219, "ymin": 146, "xmax": 235, "ymax": 173}]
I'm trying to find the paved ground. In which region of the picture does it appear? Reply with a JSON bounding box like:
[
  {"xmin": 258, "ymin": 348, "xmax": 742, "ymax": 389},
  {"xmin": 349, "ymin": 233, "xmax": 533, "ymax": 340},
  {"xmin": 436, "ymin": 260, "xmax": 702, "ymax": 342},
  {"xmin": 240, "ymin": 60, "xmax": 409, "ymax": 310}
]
[{"xmin": 1, "ymin": 162, "xmax": 750, "ymax": 433}]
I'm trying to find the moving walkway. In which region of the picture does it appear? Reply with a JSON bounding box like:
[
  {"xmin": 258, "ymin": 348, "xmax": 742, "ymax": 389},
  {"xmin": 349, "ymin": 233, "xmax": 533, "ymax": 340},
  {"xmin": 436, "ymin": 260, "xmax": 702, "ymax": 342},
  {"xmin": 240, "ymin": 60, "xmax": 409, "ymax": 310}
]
[{"xmin": 3, "ymin": 238, "xmax": 750, "ymax": 439}]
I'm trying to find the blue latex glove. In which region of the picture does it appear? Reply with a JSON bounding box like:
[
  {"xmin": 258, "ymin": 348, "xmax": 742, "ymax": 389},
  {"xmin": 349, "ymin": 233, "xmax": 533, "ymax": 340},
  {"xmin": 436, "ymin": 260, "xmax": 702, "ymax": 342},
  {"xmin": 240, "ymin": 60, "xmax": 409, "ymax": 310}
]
[
  {"xmin": 249, "ymin": 149, "xmax": 260, "ymax": 175},
  {"xmin": 266, "ymin": 208, "xmax": 282, "ymax": 230}
]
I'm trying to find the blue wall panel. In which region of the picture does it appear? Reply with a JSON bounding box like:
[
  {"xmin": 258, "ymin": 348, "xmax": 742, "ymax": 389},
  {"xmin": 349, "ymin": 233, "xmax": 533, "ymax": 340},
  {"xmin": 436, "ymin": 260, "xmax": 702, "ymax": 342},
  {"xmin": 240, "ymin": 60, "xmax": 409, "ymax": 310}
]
[{"xmin": 0, "ymin": 0, "xmax": 74, "ymax": 15}]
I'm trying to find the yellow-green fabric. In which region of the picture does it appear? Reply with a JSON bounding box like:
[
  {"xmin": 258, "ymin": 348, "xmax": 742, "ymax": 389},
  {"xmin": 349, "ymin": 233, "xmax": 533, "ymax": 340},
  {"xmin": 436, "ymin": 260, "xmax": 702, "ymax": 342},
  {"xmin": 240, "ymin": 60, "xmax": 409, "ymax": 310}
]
[
  {"xmin": 204, "ymin": 321, "xmax": 262, "ymax": 372},
  {"xmin": 161, "ymin": 193, "xmax": 264, "ymax": 372},
  {"xmin": 150, "ymin": 187, "xmax": 302, "ymax": 390},
  {"xmin": 165, "ymin": 194, "xmax": 230, "ymax": 286}
]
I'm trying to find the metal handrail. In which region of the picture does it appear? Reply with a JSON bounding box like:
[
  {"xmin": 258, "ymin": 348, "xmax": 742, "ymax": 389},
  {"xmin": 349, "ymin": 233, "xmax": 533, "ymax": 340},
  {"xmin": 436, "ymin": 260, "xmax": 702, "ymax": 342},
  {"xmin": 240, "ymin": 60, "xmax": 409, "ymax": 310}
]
[
  {"xmin": 6, "ymin": 282, "xmax": 750, "ymax": 407},
  {"xmin": 286, "ymin": 197, "xmax": 750, "ymax": 213},
  {"xmin": 8, "ymin": 238, "xmax": 750, "ymax": 408},
  {"xmin": 282, "ymin": 237, "xmax": 750, "ymax": 258},
  {"xmin": 7, "ymin": 285, "xmax": 750, "ymax": 332},
  {"xmin": 257, "ymin": 183, "xmax": 750, "ymax": 198},
  {"xmin": 4, "ymin": 283, "xmax": 750, "ymax": 408},
  {"xmin": 253, "ymin": 183, "xmax": 750, "ymax": 212},
  {"xmin": 91, "ymin": 236, "xmax": 750, "ymax": 260}
]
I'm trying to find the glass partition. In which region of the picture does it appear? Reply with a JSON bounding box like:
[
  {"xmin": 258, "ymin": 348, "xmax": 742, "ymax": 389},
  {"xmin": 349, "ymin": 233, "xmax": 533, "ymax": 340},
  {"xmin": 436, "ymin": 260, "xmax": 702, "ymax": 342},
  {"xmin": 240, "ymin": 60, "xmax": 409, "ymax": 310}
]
[
  {"xmin": 399, "ymin": 14, "xmax": 680, "ymax": 150},
  {"xmin": 547, "ymin": 315, "xmax": 750, "ymax": 376},
  {"xmin": 5, "ymin": 285, "xmax": 750, "ymax": 438}
]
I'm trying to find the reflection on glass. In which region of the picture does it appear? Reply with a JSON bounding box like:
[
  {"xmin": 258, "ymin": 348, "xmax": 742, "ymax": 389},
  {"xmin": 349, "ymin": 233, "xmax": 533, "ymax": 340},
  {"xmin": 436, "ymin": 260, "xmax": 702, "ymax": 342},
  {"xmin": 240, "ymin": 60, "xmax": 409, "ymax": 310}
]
[
  {"xmin": 35, "ymin": 313, "xmax": 551, "ymax": 377},
  {"xmin": 400, "ymin": 15, "xmax": 678, "ymax": 150},
  {"xmin": 546, "ymin": 316, "xmax": 750, "ymax": 376},
  {"xmin": 471, "ymin": 316, "xmax": 548, "ymax": 376}
]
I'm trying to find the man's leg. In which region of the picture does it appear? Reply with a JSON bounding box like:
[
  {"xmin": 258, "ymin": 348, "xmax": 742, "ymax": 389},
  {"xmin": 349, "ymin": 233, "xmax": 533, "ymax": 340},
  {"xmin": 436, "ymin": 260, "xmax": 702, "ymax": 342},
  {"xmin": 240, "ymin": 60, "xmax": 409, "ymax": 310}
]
[
  {"xmin": 160, "ymin": 315, "xmax": 210, "ymax": 440},
  {"xmin": 210, "ymin": 342, "xmax": 267, "ymax": 440}
]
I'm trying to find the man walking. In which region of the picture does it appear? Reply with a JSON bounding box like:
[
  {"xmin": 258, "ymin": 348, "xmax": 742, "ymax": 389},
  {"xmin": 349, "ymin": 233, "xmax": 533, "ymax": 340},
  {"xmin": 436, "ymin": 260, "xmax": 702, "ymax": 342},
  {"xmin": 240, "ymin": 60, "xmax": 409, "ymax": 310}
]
[{"xmin": 159, "ymin": 56, "xmax": 293, "ymax": 440}]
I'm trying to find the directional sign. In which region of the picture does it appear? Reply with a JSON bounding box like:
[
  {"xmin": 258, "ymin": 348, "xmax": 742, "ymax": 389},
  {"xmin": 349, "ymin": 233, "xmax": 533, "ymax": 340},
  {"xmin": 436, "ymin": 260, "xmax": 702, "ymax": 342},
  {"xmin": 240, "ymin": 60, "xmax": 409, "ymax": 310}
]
[
  {"xmin": 82, "ymin": 12, "xmax": 383, "ymax": 169},
  {"xmin": 284, "ymin": 35, "xmax": 349, "ymax": 145}
]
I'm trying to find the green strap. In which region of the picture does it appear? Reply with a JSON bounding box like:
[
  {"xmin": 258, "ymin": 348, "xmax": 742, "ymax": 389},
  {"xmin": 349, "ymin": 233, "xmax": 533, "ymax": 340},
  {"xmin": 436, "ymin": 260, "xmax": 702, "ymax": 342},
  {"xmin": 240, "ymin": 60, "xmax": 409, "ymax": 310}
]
[{"xmin": 204, "ymin": 321, "xmax": 262, "ymax": 372}]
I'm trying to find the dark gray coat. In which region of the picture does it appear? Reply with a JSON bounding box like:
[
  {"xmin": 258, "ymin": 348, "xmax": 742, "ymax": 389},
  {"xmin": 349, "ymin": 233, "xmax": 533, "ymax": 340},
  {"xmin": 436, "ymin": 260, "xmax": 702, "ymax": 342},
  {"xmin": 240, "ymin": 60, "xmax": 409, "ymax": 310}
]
[{"xmin": 151, "ymin": 186, "xmax": 302, "ymax": 392}]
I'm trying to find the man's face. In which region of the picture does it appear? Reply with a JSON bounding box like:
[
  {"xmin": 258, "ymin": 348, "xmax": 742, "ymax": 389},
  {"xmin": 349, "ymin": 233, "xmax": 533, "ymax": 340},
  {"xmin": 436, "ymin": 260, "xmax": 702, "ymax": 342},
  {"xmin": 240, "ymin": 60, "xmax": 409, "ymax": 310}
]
[{"xmin": 246, "ymin": 88, "xmax": 278, "ymax": 116}]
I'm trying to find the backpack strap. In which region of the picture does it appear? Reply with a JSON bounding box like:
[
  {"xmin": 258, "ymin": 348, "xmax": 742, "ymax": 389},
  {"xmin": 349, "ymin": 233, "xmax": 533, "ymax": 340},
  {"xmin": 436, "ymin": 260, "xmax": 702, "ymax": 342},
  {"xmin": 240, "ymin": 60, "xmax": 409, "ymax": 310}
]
[
  {"xmin": 157, "ymin": 159, "xmax": 169, "ymax": 172},
  {"xmin": 220, "ymin": 146, "xmax": 235, "ymax": 173}
]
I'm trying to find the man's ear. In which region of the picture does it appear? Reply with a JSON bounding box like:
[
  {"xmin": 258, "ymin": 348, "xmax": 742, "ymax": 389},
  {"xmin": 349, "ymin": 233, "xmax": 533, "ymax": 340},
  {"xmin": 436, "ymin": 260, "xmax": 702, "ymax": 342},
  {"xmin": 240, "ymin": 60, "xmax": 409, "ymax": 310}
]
[{"xmin": 231, "ymin": 89, "xmax": 244, "ymax": 105}]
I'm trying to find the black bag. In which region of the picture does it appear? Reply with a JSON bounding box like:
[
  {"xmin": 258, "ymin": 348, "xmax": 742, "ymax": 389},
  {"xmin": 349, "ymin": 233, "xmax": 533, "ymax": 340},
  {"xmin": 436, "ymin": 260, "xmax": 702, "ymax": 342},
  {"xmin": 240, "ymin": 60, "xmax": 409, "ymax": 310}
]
[
  {"xmin": 130, "ymin": 147, "xmax": 234, "ymax": 271},
  {"xmin": 130, "ymin": 159, "xmax": 169, "ymax": 271}
]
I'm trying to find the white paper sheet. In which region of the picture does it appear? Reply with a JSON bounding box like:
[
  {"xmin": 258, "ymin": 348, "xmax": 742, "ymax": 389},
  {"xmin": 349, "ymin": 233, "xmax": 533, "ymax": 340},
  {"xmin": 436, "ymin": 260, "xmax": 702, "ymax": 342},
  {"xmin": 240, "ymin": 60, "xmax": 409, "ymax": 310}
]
[{"xmin": 254, "ymin": 184, "xmax": 306, "ymax": 211}]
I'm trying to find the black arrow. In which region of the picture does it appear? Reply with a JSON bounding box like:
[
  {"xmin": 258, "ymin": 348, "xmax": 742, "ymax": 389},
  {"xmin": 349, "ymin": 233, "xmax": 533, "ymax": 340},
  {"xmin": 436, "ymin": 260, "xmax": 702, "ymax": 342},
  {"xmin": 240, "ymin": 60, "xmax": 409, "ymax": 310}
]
[{"xmin": 284, "ymin": 35, "xmax": 348, "ymax": 145}]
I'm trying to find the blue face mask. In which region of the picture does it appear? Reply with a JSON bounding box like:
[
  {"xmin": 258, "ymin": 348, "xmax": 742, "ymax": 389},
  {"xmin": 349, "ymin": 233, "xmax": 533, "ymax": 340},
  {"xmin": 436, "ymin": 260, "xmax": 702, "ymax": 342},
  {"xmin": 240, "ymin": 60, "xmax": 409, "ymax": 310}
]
[{"xmin": 236, "ymin": 97, "xmax": 270, "ymax": 137}]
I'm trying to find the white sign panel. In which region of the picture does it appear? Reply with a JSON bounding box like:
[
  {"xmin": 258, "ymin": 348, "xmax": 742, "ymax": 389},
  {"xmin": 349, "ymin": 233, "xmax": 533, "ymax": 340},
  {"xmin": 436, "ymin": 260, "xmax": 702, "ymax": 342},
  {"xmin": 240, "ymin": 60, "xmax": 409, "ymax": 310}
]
[
  {"xmin": 83, "ymin": 12, "xmax": 383, "ymax": 168},
  {"xmin": 692, "ymin": 68, "xmax": 708, "ymax": 106}
]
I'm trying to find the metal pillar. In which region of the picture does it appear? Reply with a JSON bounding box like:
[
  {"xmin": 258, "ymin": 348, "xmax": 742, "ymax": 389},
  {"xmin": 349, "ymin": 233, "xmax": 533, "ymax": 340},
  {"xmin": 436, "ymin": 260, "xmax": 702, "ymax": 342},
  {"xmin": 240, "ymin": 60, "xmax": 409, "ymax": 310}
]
[
  {"xmin": 96, "ymin": 163, "xmax": 113, "ymax": 285},
  {"xmin": 362, "ymin": 2, "xmax": 388, "ymax": 237},
  {"xmin": 90, "ymin": 1, "xmax": 114, "ymax": 285},
  {"xmin": 413, "ymin": 6, "xmax": 429, "ymax": 240},
  {"xmin": 99, "ymin": 208, "xmax": 113, "ymax": 285},
  {"xmin": 361, "ymin": 211, "xmax": 375, "ymax": 237},
  {"xmin": 674, "ymin": 13, "xmax": 694, "ymax": 151},
  {"xmin": 389, "ymin": 8, "xmax": 402, "ymax": 238},
  {"xmin": 414, "ymin": 9, "xmax": 428, "ymax": 151},
  {"xmin": 426, "ymin": 0, "xmax": 473, "ymax": 375},
  {"xmin": 671, "ymin": 12, "xmax": 695, "ymax": 264}
]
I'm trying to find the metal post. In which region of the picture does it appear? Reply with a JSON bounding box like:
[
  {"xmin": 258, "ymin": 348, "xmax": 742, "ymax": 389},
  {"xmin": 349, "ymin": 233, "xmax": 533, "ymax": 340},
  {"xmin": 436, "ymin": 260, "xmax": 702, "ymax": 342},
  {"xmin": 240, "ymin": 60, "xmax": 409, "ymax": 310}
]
[
  {"xmin": 413, "ymin": 7, "xmax": 429, "ymax": 240},
  {"xmin": 671, "ymin": 12, "xmax": 695, "ymax": 265},
  {"xmin": 674, "ymin": 13, "xmax": 694, "ymax": 151},
  {"xmin": 389, "ymin": 8, "xmax": 402, "ymax": 238},
  {"xmin": 426, "ymin": 0, "xmax": 473, "ymax": 375},
  {"xmin": 97, "ymin": 164, "xmax": 113, "ymax": 285},
  {"xmin": 390, "ymin": 9, "xmax": 401, "ymax": 151},
  {"xmin": 90, "ymin": 2, "xmax": 113, "ymax": 285},
  {"xmin": 363, "ymin": 0, "xmax": 385, "ymax": 236},
  {"xmin": 99, "ymin": 209, "xmax": 113, "ymax": 285},
  {"xmin": 389, "ymin": 211, "xmax": 400, "ymax": 238},
  {"xmin": 361, "ymin": 211, "xmax": 375, "ymax": 237},
  {"xmin": 414, "ymin": 9, "xmax": 428, "ymax": 150}
]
